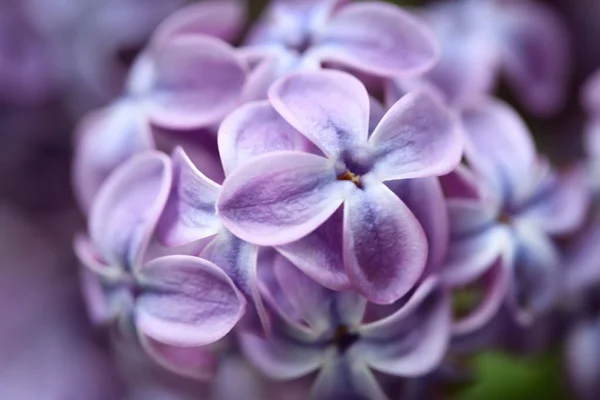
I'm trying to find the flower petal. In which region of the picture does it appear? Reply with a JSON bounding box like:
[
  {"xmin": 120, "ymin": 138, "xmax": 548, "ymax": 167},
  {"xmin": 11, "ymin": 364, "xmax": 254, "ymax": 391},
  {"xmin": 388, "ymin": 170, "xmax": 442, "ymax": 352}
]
[
  {"xmin": 73, "ymin": 99, "xmax": 153, "ymax": 213},
  {"xmin": 315, "ymin": 1, "xmax": 438, "ymax": 77},
  {"xmin": 519, "ymin": 166, "xmax": 589, "ymax": 236},
  {"xmin": 218, "ymin": 151, "xmax": 354, "ymax": 246},
  {"xmin": 145, "ymin": 35, "xmax": 246, "ymax": 129},
  {"xmin": 218, "ymin": 100, "xmax": 308, "ymax": 176},
  {"xmin": 443, "ymin": 225, "xmax": 510, "ymax": 286},
  {"xmin": 461, "ymin": 98, "xmax": 536, "ymax": 205},
  {"xmin": 156, "ymin": 147, "xmax": 221, "ymax": 247},
  {"xmin": 139, "ymin": 333, "xmax": 218, "ymax": 380},
  {"xmin": 89, "ymin": 152, "xmax": 172, "ymax": 271},
  {"xmin": 136, "ymin": 255, "xmax": 246, "ymax": 346},
  {"xmin": 310, "ymin": 348, "xmax": 388, "ymax": 400},
  {"xmin": 451, "ymin": 254, "xmax": 511, "ymax": 336},
  {"xmin": 152, "ymin": 0, "xmax": 246, "ymax": 46},
  {"xmin": 201, "ymin": 230, "xmax": 270, "ymax": 334},
  {"xmin": 439, "ymin": 166, "xmax": 482, "ymax": 200},
  {"xmin": 498, "ymin": 1, "xmax": 570, "ymax": 116},
  {"xmin": 386, "ymin": 177, "xmax": 448, "ymax": 275},
  {"xmin": 276, "ymin": 207, "xmax": 351, "ymax": 290},
  {"xmin": 344, "ymin": 181, "xmax": 427, "ymax": 304},
  {"xmin": 370, "ymin": 90, "xmax": 463, "ymax": 181},
  {"xmin": 268, "ymin": 70, "xmax": 370, "ymax": 158},
  {"xmin": 565, "ymin": 319, "xmax": 600, "ymax": 400},
  {"xmin": 358, "ymin": 278, "xmax": 451, "ymax": 377},
  {"xmin": 507, "ymin": 223, "xmax": 560, "ymax": 325}
]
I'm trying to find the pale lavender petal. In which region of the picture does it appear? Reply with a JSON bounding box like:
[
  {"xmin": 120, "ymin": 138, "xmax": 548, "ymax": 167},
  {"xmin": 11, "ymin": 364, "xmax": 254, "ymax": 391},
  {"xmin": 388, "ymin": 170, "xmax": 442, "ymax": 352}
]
[
  {"xmin": 565, "ymin": 319, "xmax": 600, "ymax": 400},
  {"xmin": 139, "ymin": 333, "xmax": 218, "ymax": 380},
  {"xmin": 310, "ymin": 349, "xmax": 388, "ymax": 400},
  {"xmin": 276, "ymin": 207, "xmax": 351, "ymax": 290},
  {"xmin": 74, "ymin": 233, "xmax": 122, "ymax": 279},
  {"xmin": 498, "ymin": 1, "xmax": 570, "ymax": 116},
  {"xmin": 152, "ymin": 0, "xmax": 246, "ymax": 46},
  {"xmin": 386, "ymin": 177, "xmax": 448, "ymax": 275},
  {"xmin": 200, "ymin": 229, "xmax": 270, "ymax": 334},
  {"xmin": 518, "ymin": 166, "xmax": 589, "ymax": 235},
  {"xmin": 370, "ymin": 90, "xmax": 463, "ymax": 181},
  {"xmin": 344, "ymin": 181, "xmax": 427, "ymax": 304},
  {"xmin": 564, "ymin": 222, "xmax": 600, "ymax": 294},
  {"xmin": 241, "ymin": 49, "xmax": 300, "ymax": 102},
  {"xmin": 89, "ymin": 152, "xmax": 172, "ymax": 270},
  {"xmin": 156, "ymin": 147, "xmax": 221, "ymax": 247},
  {"xmin": 239, "ymin": 324, "xmax": 325, "ymax": 380},
  {"xmin": 315, "ymin": 1, "xmax": 438, "ymax": 77},
  {"xmin": 145, "ymin": 36, "xmax": 246, "ymax": 129},
  {"xmin": 136, "ymin": 255, "xmax": 246, "ymax": 346},
  {"xmin": 358, "ymin": 278, "xmax": 450, "ymax": 377},
  {"xmin": 369, "ymin": 97, "xmax": 386, "ymax": 134},
  {"xmin": 79, "ymin": 266, "xmax": 113, "ymax": 327},
  {"xmin": 218, "ymin": 151, "xmax": 354, "ymax": 246},
  {"xmin": 268, "ymin": 70, "xmax": 370, "ymax": 158},
  {"xmin": 218, "ymin": 100, "xmax": 309, "ymax": 176},
  {"xmin": 508, "ymin": 223, "xmax": 560, "ymax": 326},
  {"xmin": 447, "ymin": 198, "xmax": 498, "ymax": 239},
  {"xmin": 443, "ymin": 225, "xmax": 511, "ymax": 286},
  {"xmin": 73, "ymin": 99, "xmax": 153, "ymax": 213},
  {"xmin": 452, "ymin": 254, "xmax": 511, "ymax": 336},
  {"xmin": 461, "ymin": 98, "xmax": 536, "ymax": 205}
]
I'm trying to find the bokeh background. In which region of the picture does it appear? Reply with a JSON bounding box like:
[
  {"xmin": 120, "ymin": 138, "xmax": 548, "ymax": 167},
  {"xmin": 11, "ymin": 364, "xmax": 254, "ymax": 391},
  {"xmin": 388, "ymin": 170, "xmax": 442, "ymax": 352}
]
[{"xmin": 1, "ymin": 0, "xmax": 599, "ymax": 398}]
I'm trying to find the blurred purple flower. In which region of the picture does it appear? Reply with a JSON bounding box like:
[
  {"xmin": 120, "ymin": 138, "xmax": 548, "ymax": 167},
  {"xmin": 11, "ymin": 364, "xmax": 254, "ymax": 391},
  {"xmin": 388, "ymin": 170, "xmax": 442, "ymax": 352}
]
[
  {"xmin": 390, "ymin": 0, "xmax": 571, "ymax": 116},
  {"xmin": 241, "ymin": 255, "xmax": 450, "ymax": 399},
  {"xmin": 242, "ymin": 0, "xmax": 439, "ymax": 100},
  {"xmin": 75, "ymin": 152, "xmax": 247, "ymax": 378},
  {"xmin": 217, "ymin": 70, "xmax": 463, "ymax": 304},
  {"xmin": 441, "ymin": 98, "xmax": 588, "ymax": 330}
]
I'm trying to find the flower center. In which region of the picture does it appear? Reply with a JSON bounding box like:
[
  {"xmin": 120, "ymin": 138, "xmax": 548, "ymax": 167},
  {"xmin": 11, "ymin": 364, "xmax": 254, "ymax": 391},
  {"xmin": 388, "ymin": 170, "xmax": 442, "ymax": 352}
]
[
  {"xmin": 335, "ymin": 146, "xmax": 375, "ymax": 188},
  {"xmin": 337, "ymin": 169, "xmax": 361, "ymax": 188},
  {"xmin": 332, "ymin": 325, "xmax": 360, "ymax": 353}
]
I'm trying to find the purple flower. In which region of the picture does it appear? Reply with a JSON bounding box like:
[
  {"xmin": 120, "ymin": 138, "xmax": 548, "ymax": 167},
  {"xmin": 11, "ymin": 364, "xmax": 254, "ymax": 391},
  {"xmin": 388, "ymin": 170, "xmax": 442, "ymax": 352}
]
[
  {"xmin": 390, "ymin": 0, "xmax": 571, "ymax": 116},
  {"xmin": 442, "ymin": 97, "xmax": 588, "ymax": 329},
  {"xmin": 75, "ymin": 152, "xmax": 247, "ymax": 378},
  {"xmin": 217, "ymin": 70, "xmax": 463, "ymax": 304},
  {"xmin": 242, "ymin": 0, "xmax": 439, "ymax": 99},
  {"xmin": 240, "ymin": 255, "xmax": 450, "ymax": 399}
]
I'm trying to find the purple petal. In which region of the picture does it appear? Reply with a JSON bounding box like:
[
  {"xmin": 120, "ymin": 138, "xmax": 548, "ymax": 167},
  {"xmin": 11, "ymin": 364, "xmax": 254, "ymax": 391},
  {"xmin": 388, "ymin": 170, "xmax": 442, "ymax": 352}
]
[
  {"xmin": 519, "ymin": 166, "xmax": 589, "ymax": 235},
  {"xmin": 89, "ymin": 152, "xmax": 172, "ymax": 270},
  {"xmin": 276, "ymin": 207, "xmax": 351, "ymax": 290},
  {"xmin": 443, "ymin": 224, "xmax": 510, "ymax": 286},
  {"xmin": 358, "ymin": 278, "xmax": 451, "ymax": 376},
  {"xmin": 156, "ymin": 147, "xmax": 221, "ymax": 247},
  {"xmin": 200, "ymin": 230, "xmax": 270, "ymax": 334},
  {"xmin": 241, "ymin": 49, "xmax": 300, "ymax": 102},
  {"xmin": 239, "ymin": 324, "xmax": 325, "ymax": 380},
  {"xmin": 315, "ymin": 1, "xmax": 438, "ymax": 77},
  {"xmin": 344, "ymin": 181, "xmax": 427, "ymax": 304},
  {"xmin": 447, "ymin": 198, "xmax": 498, "ymax": 238},
  {"xmin": 274, "ymin": 255, "xmax": 366, "ymax": 333},
  {"xmin": 564, "ymin": 222, "xmax": 600, "ymax": 294},
  {"xmin": 565, "ymin": 319, "xmax": 600, "ymax": 400},
  {"xmin": 439, "ymin": 166, "xmax": 482, "ymax": 200},
  {"xmin": 152, "ymin": 0, "xmax": 246, "ymax": 46},
  {"xmin": 268, "ymin": 70, "xmax": 370, "ymax": 158},
  {"xmin": 218, "ymin": 100, "xmax": 309, "ymax": 176},
  {"xmin": 74, "ymin": 233, "xmax": 122, "ymax": 279},
  {"xmin": 370, "ymin": 90, "xmax": 463, "ymax": 181},
  {"xmin": 145, "ymin": 35, "xmax": 246, "ymax": 129},
  {"xmin": 218, "ymin": 151, "xmax": 354, "ymax": 246},
  {"xmin": 73, "ymin": 99, "xmax": 153, "ymax": 213},
  {"xmin": 507, "ymin": 223, "xmax": 560, "ymax": 326},
  {"xmin": 136, "ymin": 255, "xmax": 246, "ymax": 346},
  {"xmin": 461, "ymin": 98, "xmax": 536, "ymax": 205},
  {"xmin": 452, "ymin": 254, "xmax": 511, "ymax": 336},
  {"xmin": 498, "ymin": 1, "xmax": 570, "ymax": 116},
  {"xmin": 386, "ymin": 177, "xmax": 448, "ymax": 275},
  {"xmin": 139, "ymin": 334, "xmax": 218, "ymax": 380},
  {"xmin": 310, "ymin": 349, "xmax": 388, "ymax": 400}
]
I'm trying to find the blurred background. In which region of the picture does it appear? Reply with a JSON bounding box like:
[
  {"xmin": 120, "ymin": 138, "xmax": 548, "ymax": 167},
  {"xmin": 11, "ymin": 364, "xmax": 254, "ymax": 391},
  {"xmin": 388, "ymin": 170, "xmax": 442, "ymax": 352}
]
[{"xmin": 1, "ymin": 0, "xmax": 599, "ymax": 398}]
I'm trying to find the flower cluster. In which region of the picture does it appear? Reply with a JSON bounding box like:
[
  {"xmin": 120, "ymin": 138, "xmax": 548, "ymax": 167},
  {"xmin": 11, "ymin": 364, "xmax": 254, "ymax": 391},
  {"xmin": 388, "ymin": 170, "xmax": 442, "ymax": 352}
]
[{"xmin": 68, "ymin": 0, "xmax": 598, "ymax": 398}]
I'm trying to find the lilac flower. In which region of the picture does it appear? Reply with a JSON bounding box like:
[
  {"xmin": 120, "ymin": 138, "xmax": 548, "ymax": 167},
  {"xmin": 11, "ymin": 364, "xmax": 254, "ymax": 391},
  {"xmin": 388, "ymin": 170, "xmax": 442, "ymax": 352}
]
[
  {"xmin": 442, "ymin": 97, "xmax": 588, "ymax": 328},
  {"xmin": 390, "ymin": 0, "xmax": 571, "ymax": 116},
  {"xmin": 242, "ymin": 0, "xmax": 439, "ymax": 99},
  {"xmin": 75, "ymin": 152, "xmax": 247, "ymax": 378},
  {"xmin": 73, "ymin": 6, "xmax": 248, "ymax": 211},
  {"xmin": 217, "ymin": 70, "xmax": 463, "ymax": 304},
  {"xmin": 240, "ymin": 254, "xmax": 450, "ymax": 399}
]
